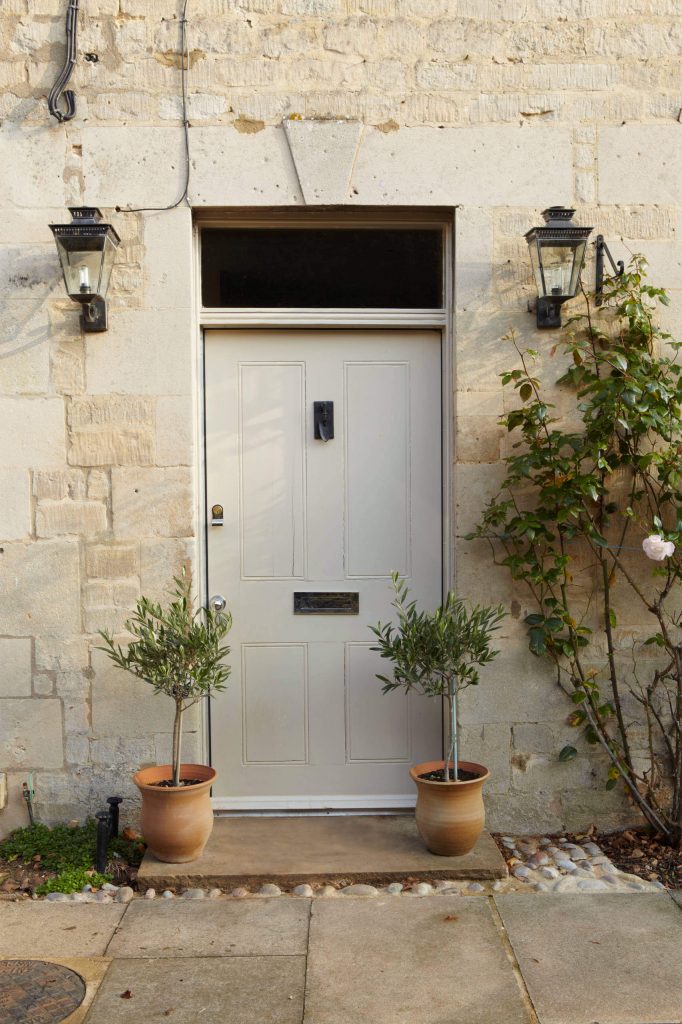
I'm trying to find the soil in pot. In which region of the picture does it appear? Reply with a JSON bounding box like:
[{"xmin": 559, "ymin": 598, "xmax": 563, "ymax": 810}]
[
  {"xmin": 150, "ymin": 778, "xmax": 203, "ymax": 788},
  {"xmin": 419, "ymin": 767, "xmax": 481, "ymax": 783}
]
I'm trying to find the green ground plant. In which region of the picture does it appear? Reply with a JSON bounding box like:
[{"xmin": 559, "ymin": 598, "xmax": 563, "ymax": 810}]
[
  {"xmin": 0, "ymin": 820, "xmax": 144, "ymax": 872},
  {"xmin": 470, "ymin": 256, "xmax": 682, "ymax": 846},
  {"xmin": 36, "ymin": 868, "xmax": 112, "ymax": 896}
]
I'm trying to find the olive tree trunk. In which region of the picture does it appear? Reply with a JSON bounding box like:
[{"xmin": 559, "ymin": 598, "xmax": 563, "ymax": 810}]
[
  {"xmin": 171, "ymin": 699, "xmax": 184, "ymax": 787},
  {"xmin": 444, "ymin": 680, "xmax": 458, "ymax": 782}
]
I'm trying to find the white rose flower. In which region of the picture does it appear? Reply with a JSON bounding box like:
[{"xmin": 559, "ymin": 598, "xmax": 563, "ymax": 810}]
[{"xmin": 642, "ymin": 534, "xmax": 676, "ymax": 561}]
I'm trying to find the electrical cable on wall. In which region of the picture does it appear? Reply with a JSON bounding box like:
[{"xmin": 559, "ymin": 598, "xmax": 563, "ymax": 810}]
[
  {"xmin": 48, "ymin": 0, "xmax": 80, "ymax": 122},
  {"xmin": 48, "ymin": 0, "xmax": 192, "ymax": 212},
  {"xmin": 119, "ymin": 0, "xmax": 192, "ymax": 213}
]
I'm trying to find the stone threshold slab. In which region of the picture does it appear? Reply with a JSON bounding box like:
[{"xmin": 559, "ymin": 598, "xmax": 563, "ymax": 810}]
[{"xmin": 137, "ymin": 814, "xmax": 507, "ymax": 890}]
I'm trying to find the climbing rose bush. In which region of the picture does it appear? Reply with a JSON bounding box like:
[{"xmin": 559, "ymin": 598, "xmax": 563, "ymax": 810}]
[{"xmin": 471, "ymin": 256, "xmax": 682, "ymax": 848}]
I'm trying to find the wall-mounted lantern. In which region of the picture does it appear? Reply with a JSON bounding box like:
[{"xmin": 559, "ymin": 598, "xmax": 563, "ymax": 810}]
[
  {"xmin": 524, "ymin": 207, "xmax": 593, "ymax": 329},
  {"xmin": 49, "ymin": 207, "xmax": 120, "ymax": 333}
]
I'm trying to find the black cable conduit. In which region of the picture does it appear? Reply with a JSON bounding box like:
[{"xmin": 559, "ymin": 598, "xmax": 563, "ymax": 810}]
[{"xmin": 48, "ymin": 0, "xmax": 80, "ymax": 123}]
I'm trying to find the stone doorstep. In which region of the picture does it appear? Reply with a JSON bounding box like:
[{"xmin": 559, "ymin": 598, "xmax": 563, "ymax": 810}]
[{"xmin": 137, "ymin": 815, "xmax": 508, "ymax": 891}]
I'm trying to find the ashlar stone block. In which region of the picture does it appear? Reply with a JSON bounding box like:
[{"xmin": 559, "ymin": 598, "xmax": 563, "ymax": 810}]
[
  {"xmin": 0, "ymin": 468, "xmax": 30, "ymax": 539},
  {"xmin": 35, "ymin": 636, "xmax": 89, "ymax": 672},
  {"xmin": 189, "ymin": 126, "xmax": 302, "ymax": 206},
  {"xmin": 0, "ymin": 638, "xmax": 32, "ymax": 696},
  {"xmin": 0, "ymin": 301, "xmax": 51, "ymax": 394},
  {"xmin": 139, "ymin": 538, "xmax": 193, "ymax": 603},
  {"xmin": 283, "ymin": 119, "xmax": 363, "ymax": 204},
  {"xmin": 0, "ymin": 126, "xmax": 67, "ymax": 207},
  {"xmin": 68, "ymin": 395, "xmax": 155, "ymax": 467},
  {"xmin": 85, "ymin": 310, "xmax": 193, "ymax": 397},
  {"xmin": 33, "ymin": 469, "xmax": 86, "ymax": 501},
  {"xmin": 36, "ymin": 499, "xmax": 107, "ymax": 538},
  {"xmin": 155, "ymin": 396, "xmax": 194, "ymax": 466},
  {"xmin": 142, "ymin": 207, "xmax": 193, "ymax": 310},
  {"xmin": 91, "ymin": 648, "xmax": 176, "ymax": 738},
  {"xmin": 0, "ymin": 540, "xmax": 81, "ymax": 635},
  {"xmin": 0, "ymin": 397, "xmax": 66, "ymax": 469},
  {"xmin": 0, "ymin": 245, "xmax": 61, "ymax": 302},
  {"xmin": 599, "ymin": 125, "xmax": 682, "ymax": 205},
  {"xmin": 458, "ymin": 722, "xmax": 512, "ymax": 794},
  {"xmin": 82, "ymin": 127, "xmax": 186, "ymax": 209},
  {"xmin": 454, "ymin": 207, "xmax": 493, "ymax": 312},
  {"xmin": 0, "ymin": 698, "xmax": 64, "ymax": 769},
  {"xmin": 458, "ymin": 633, "xmax": 568, "ymax": 726},
  {"xmin": 352, "ymin": 126, "xmax": 572, "ymax": 206},
  {"xmin": 112, "ymin": 468, "xmax": 194, "ymax": 539},
  {"xmin": 86, "ymin": 543, "xmax": 139, "ymax": 579}
]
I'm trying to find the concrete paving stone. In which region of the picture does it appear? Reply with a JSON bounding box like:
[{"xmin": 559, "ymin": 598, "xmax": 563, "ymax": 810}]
[
  {"xmin": 83, "ymin": 956, "xmax": 305, "ymax": 1024},
  {"xmin": 671, "ymin": 891, "xmax": 682, "ymax": 911},
  {"xmin": 107, "ymin": 898, "xmax": 310, "ymax": 958},
  {"xmin": 304, "ymin": 895, "xmax": 530, "ymax": 1024},
  {"xmin": 0, "ymin": 904, "xmax": 125, "ymax": 958},
  {"xmin": 495, "ymin": 893, "xmax": 682, "ymax": 1024}
]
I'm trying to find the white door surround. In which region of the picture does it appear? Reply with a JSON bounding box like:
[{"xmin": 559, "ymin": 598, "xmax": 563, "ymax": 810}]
[{"xmin": 196, "ymin": 212, "xmax": 455, "ymax": 812}]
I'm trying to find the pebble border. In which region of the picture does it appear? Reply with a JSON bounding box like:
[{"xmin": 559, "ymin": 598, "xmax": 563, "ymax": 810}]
[{"xmin": 35, "ymin": 834, "xmax": 666, "ymax": 902}]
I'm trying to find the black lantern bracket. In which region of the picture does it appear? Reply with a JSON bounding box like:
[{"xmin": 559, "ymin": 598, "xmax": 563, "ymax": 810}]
[
  {"xmin": 595, "ymin": 235, "xmax": 625, "ymax": 306},
  {"xmin": 80, "ymin": 297, "xmax": 108, "ymax": 333}
]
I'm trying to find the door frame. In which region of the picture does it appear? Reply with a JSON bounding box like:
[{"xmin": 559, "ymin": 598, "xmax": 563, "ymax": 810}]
[{"xmin": 193, "ymin": 208, "xmax": 456, "ymax": 811}]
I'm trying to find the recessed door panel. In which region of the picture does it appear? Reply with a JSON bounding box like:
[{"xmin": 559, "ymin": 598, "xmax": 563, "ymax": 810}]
[
  {"xmin": 345, "ymin": 362, "xmax": 410, "ymax": 578},
  {"xmin": 242, "ymin": 644, "xmax": 308, "ymax": 764},
  {"xmin": 345, "ymin": 643, "xmax": 410, "ymax": 763},
  {"xmin": 239, "ymin": 362, "xmax": 306, "ymax": 579}
]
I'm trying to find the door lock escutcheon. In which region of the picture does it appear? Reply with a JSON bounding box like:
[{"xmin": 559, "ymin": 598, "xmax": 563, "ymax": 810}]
[
  {"xmin": 314, "ymin": 401, "xmax": 334, "ymax": 442},
  {"xmin": 211, "ymin": 504, "xmax": 224, "ymax": 526}
]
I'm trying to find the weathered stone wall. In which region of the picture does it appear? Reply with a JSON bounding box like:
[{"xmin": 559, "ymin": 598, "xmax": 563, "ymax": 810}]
[{"xmin": 1, "ymin": 0, "xmax": 681, "ymax": 836}]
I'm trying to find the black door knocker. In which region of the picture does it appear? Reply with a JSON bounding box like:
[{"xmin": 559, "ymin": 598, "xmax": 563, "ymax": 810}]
[{"xmin": 313, "ymin": 401, "xmax": 334, "ymax": 442}]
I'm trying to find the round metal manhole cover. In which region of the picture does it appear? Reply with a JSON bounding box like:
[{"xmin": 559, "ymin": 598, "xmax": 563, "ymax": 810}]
[{"xmin": 0, "ymin": 959, "xmax": 86, "ymax": 1023}]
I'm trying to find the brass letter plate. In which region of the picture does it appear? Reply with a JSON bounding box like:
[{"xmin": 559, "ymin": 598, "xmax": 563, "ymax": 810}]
[{"xmin": 294, "ymin": 592, "xmax": 359, "ymax": 615}]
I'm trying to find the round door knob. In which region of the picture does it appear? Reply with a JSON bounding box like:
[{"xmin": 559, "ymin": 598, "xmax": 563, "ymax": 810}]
[{"xmin": 209, "ymin": 594, "xmax": 227, "ymax": 613}]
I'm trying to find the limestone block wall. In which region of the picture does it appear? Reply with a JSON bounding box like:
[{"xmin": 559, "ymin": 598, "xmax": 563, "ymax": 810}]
[{"xmin": 0, "ymin": 0, "xmax": 681, "ymax": 836}]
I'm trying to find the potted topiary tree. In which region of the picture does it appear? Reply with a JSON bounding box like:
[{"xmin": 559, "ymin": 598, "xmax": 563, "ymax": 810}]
[
  {"xmin": 370, "ymin": 573, "xmax": 505, "ymax": 856},
  {"xmin": 99, "ymin": 572, "xmax": 231, "ymax": 863}
]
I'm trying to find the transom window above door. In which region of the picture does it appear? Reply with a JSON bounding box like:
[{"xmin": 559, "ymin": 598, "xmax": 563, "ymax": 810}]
[{"xmin": 200, "ymin": 227, "xmax": 444, "ymax": 309}]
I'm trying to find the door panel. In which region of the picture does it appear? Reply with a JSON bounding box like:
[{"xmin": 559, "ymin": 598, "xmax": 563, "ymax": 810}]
[
  {"xmin": 206, "ymin": 330, "xmax": 442, "ymax": 806},
  {"xmin": 345, "ymin": 362, "xmax": 410, "ymax": 577}
]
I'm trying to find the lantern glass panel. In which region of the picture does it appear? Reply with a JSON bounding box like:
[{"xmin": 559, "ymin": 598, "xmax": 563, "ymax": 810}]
[
  {"xmin": 54, "ymin": 232, "xmax": 117, "ymax": 301},
  {"xmin": 531, "ymin": 239, "xmax": 587, "ymax": 300}
]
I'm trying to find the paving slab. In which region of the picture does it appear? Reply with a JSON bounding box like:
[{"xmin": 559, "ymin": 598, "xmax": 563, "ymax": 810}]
[
  {"xmin": 83, "ymin": 956, "xmax": 305, "ymax": 1024},
  {"xmin": 672, "ymin": 891, "xmax": 682, "ymax": 910},
  {"xmin": 495, "ymin": 893, "xmax": 682, "ymax": 1024},
  {"xmin": 107, "ymin": 897, "xmax": 310, "ymax": 958},
  {"xmin": 0, "ymin": 904, "xmax": 125, "ymax": 958},
  {"xmin": 304, "ymin": 894, "xmax": 531, "ymax": 1024},
  {"xmin": 138, "ymin": 815, "xmax": 507, "ymax": 889}
]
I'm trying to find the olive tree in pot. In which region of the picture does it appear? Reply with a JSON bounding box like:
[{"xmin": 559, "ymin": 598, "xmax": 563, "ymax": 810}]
[
  {"xmin": 370, "ymin": 573, "xmax": 505, "ymax": 856},
  {"xmin": 99, "ymin": 573, "xmax": 231, "ymax": 863}
]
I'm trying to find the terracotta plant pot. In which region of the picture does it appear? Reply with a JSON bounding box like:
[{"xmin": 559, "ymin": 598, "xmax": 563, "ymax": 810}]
[
  {"xmin": 133, "ymin": 763, "xmax": 217, "ymax": 863},
  {"xmin": 410, "ymin": 759, "xmax": 489, "ymax": 857}
]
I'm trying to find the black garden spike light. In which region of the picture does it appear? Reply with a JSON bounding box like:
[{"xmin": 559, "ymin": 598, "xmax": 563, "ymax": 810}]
[
  {"xmin": 525, "ymin": 206, "xmax": 593, "ymax": 329},
  {"xmin": 49, "ymin": 207, "xmax": 120, "ymax": 333}
]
